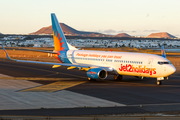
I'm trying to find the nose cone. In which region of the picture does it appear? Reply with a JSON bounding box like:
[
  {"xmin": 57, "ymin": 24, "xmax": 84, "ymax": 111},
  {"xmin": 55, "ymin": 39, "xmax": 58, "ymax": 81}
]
[{"xmin": 168, "ymin": 65, "xmax": 176, "ymax": 75}]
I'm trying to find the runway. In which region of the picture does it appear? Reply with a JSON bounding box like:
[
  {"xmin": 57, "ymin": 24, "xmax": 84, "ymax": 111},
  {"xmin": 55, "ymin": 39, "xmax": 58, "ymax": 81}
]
[{"xmin": 0, "ymin": 59, "xmax": 180, "ymax": 116}]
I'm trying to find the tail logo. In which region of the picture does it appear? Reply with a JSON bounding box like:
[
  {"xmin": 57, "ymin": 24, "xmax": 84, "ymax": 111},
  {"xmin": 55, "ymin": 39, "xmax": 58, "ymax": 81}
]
[{"xmin": 53, "ymin": 31, "xmax": 65, "ymax": 51}]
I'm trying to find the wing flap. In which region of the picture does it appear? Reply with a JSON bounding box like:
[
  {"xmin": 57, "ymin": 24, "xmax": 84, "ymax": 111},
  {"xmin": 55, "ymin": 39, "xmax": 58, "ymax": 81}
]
[
  {"xmin": 67, "ymin": 66, "xmax": 76, "ymax": 70},
  {"xmin": 52, "ymin": 65, "xmax": 61, "ymax": 68}
]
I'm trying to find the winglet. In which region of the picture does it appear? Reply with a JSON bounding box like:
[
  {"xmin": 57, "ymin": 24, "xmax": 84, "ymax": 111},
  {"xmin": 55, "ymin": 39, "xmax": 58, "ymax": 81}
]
[
  {"xmin": 161, "ymin": 45, "xmax": 166, "ymax": 58},
  {"xmin": 2, "ymin": 45, "xmax": 11, "ymax": 60}
]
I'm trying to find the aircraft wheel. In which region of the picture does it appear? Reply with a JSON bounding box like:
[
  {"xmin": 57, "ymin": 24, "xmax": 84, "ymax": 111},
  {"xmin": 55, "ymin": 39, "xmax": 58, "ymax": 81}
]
[
  {"xmin": 114, "ymin": 75, "xmax": 123, "ymax": 81},
  {"xmin": 114, "ymin": 75, "xmax": 118, "ymax": 80},
  {"xmin": 157, "ymin": 81, "xmax": 162, "ymax": 85}
]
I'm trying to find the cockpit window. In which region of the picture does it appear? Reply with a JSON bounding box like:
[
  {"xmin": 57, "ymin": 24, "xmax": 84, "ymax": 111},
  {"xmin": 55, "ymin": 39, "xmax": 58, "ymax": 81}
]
[{"xmin": 158, "ymin": 61, "xmax": 170, "ymax": 65}]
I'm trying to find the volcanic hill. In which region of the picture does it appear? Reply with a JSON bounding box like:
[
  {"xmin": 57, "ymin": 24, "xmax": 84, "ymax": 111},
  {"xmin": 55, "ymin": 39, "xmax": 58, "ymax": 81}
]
[
  {"xmin": 115, "ymin": 33, "xmax": 131, "ymax": 37},
  {"xmin": 30, "ymin": 23, "xmax": 107, "ymax": 37},
  {"xmin": 147, "ymin": 32, "xmax": 177, "ymax": 39}
]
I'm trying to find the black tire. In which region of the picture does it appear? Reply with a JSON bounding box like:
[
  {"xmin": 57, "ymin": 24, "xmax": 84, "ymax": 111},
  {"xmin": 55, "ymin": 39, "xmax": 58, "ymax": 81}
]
[
  {"xmin": 88, "ymin": 77, "xmax": 96, "ymax": 81},
  {"xmin": 114, "ymin": 75, "xmax": 123, "ymax": 81},
  {"xmin": 157, "ymin": 81, "xmax": 162, "ymax": 85}
]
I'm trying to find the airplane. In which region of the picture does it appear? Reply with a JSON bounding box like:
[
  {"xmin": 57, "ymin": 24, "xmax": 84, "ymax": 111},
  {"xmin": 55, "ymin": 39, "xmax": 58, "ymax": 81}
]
[{"xmin": 2, "ymin": 13, "xmax": 176, "ymax": 85}]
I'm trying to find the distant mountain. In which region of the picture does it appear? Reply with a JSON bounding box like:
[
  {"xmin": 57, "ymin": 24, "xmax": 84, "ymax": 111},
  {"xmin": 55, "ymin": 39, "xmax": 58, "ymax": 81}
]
[
  {"xmin": 115, "ymin": 33, "xmax": 131, "ymax": 37},
  {"xmin": 147, "ymin": 32, "xmax": 177, "ymax": 39},
  {"xmin": 0, "ymin": 33, "xmax": 2, "ymax": 34},
  {"xmin": 30, "ymin": 23, "xmax": 105, "ymax": 37}
]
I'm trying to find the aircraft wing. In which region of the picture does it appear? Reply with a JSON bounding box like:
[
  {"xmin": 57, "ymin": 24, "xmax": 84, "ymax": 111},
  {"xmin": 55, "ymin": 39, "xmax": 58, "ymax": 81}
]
[
  {"xmin": 15, "ymin": 59, "xmax": 93, "ymax": 68},
  {"xmin": 2, "ymin": 46, "xmax": 114, "ymax": 72},
  {"xmin": 18, "ymin": 48, "xmax": 56, "ymax": 53},
  {"xmin": 0, "ymin": 47, "xmax": 57, "ymax": 54}
]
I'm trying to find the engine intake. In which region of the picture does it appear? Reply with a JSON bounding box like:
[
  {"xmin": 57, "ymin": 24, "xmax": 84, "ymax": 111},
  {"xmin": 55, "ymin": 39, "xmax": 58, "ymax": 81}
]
[{"xmin": 87, "ymin": 68, "xmax": 107, "ymax": 80}]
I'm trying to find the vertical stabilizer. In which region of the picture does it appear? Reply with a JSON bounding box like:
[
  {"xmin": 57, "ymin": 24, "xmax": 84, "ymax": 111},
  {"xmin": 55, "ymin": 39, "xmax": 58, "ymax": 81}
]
[{"xmin": 51, "ymin": 13, "xmax": 77, "ymax": 51}]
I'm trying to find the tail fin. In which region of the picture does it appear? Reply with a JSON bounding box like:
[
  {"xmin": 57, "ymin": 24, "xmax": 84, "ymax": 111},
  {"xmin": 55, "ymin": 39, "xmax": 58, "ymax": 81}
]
[
  {"xmin": 161, "ymin": 45, "xmax": 166, "ymax": 58},
  {"xmin": 51, "ymin": 13, "xmax": 77, "ymax": 51}
]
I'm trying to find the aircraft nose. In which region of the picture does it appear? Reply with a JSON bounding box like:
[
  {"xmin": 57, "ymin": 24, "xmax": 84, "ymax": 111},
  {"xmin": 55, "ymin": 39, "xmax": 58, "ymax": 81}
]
[{"xmin": 169, "ymin": 65, "xmax": 176, "ymax": 75}]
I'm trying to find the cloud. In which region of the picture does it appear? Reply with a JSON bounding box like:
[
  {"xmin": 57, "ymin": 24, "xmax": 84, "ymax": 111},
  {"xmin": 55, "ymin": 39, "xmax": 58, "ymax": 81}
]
[
  {"xmin": 118, "ymin": 30, "xmax": 137, "ymax": 33},
  {"xmin": 103, "ymin": 29, "xmax": 116, "ymax": 33},
  {"xmin": 175, "ymin": 34, "xmax": 180, "ymax": 37},
  {"xmin": 118, "ymin": 30, "xmax": 125, "ymax": 32},
  {"xmin": 146, "ymin": 14, "xmax": 149, "ymax": 17},
  {"xmin": 96, "ymin": 29, "xmax": 137, "ymax": 35},
  {"xmin": 143, "ymin": 30, "xmax": 160, "ymax": 32}
]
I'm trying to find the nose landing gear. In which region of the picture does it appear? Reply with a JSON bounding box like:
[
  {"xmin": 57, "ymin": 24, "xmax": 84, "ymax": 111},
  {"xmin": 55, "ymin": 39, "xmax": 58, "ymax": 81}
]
[
  {"xmin": 157, "ymin": 77, "xmax": 164, "ymax": 85},
  {"xmin": 157, "ymin": 81, "xmax": 162, "ymax": 85}
]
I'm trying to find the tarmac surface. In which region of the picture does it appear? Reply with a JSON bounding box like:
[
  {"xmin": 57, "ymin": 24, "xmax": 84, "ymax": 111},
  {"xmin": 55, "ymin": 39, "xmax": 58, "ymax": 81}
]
[{"xmin": 0, "ymin": 59, "xmax": 179, "ymax": 116}]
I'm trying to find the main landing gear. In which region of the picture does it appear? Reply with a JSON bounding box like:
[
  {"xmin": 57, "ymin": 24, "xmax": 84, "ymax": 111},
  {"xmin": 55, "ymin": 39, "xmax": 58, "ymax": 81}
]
[
  {"xmin": 114, "ymin": 75, "xmax": 123, "ymax": 81},
  {"xmin": 88, "ymin": 77, "xmax": 96, "ymax": 81}
]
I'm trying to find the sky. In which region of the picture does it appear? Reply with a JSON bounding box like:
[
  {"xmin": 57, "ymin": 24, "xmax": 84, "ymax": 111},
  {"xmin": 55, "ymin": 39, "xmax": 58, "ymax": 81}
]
[{"xmin": 1, "ymin": 0, "xmax": 180, "ymax": 37}]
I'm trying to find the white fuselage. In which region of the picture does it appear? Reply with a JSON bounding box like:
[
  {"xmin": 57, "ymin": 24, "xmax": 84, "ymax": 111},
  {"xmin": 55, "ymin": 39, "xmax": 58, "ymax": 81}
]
[{"xmin": 66, "ymin": 50, "xmax": 176, "ymax": 78}]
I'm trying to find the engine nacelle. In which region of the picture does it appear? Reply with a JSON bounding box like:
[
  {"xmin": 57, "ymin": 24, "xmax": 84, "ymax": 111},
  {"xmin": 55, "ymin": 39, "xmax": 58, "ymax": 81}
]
[{"xmin": 87, "ymin": 68, "xmax": 107, "ymax": 80}]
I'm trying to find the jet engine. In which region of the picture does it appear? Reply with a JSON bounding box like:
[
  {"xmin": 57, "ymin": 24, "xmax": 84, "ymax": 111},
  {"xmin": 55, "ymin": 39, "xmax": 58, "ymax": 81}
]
[{"xmin": 87, "ymin": 68, "xmax": 107, "ymax": 80}]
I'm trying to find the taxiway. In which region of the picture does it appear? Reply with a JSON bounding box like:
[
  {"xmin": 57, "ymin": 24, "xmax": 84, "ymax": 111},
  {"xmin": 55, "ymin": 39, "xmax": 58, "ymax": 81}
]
[{"xmin": 0, "ymin": 59, "xmax": 179, "ymax": 116}]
